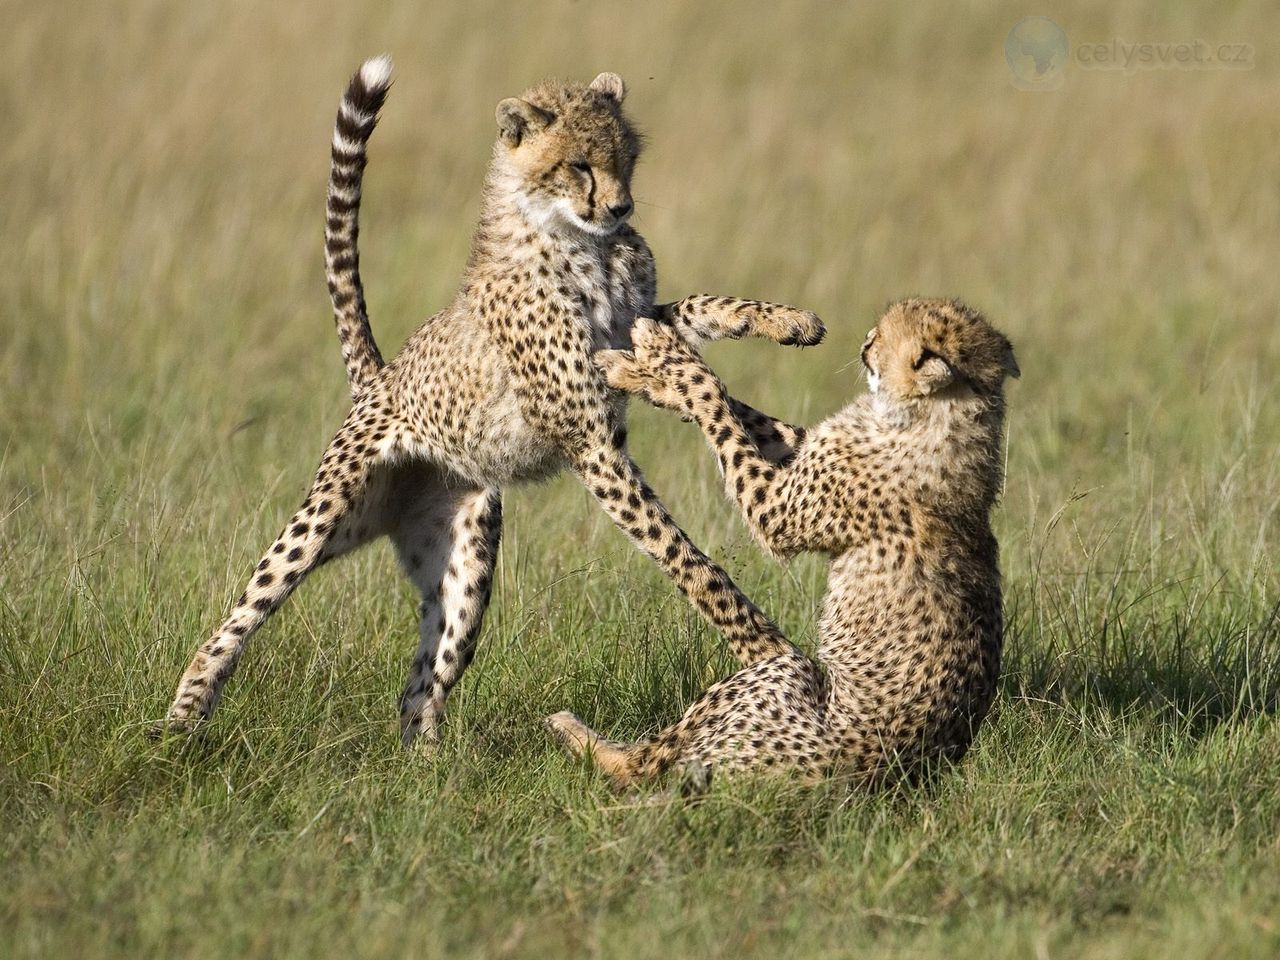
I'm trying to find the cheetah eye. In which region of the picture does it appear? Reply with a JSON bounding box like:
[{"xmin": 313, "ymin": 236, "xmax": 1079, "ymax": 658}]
[{"xmin": 569, "ymin": 160, "xmax": 592, "ymax": 174}]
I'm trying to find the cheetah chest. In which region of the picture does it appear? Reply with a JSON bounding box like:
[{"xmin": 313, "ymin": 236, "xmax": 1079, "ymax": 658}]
[
  {"xmin": 440, "ymin": 247, "xmax": 633, "ymax": 486},
  {"xmin": 552, "ymin": 245, "xmax": 633, "ymax": 351}
]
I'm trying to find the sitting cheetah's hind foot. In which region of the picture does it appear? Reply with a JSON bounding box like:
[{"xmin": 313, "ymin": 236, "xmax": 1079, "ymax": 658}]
[
  {"xmin": 546, "ymin": 711, "xmax": 639, "ymax": 787},
  {"xmin": 546, "ymin": 711, "xmax": 713, "ymax": 797}
]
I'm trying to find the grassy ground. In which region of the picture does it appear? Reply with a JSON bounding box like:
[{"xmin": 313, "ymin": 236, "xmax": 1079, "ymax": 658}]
[{"xmin": 3, "ymin": 1, "xmax": 1279, "ymax": 957}]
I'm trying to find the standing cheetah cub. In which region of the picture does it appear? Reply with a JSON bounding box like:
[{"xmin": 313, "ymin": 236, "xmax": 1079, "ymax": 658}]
[
  {"xmin": 549, "ymin": 299, "xmax": 1019, "ymax": 787},
  {"xmin": 156, "ymin": 59, "xmax": 824, "ymax": 745}
]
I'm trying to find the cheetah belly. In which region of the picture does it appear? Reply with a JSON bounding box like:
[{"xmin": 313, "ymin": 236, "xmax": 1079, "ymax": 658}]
[
  {"xmin": 462, "ymin": 267, "xmax": 631, "ymax": 484},
  {"xmin": 389, "ymin": 266, "xmax": 633, "ymax": 488},
  {"xmin": 463, "ymin": 384, "xmax": 567, "ymax": 486},
  {"xmin": 390, "ymin": 323, "xmax": 566, "ymax": 488},
  {"xmin": 817, "ymin": 549, "xmax": 997, "ymax": 735},
  {"xmin": 419, "ymin": 374, "xmax": 566, "ymax": 488}
]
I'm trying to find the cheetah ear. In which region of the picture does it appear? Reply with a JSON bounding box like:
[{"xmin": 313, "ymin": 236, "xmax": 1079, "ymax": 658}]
[
  {"xmin": 1001, "ymin": 339, "xmax": 1021, "ymax": 379},
  {"xmin": 916, "ymin": 353, "xmax": 956, "ymax": 395},
  {"xmin": 496, "ymin": 98, "xmax": 553, "ymax": 147},
  {"xmin": 588, "ymin": 72, "xmax": 626, "ymax": 103}
]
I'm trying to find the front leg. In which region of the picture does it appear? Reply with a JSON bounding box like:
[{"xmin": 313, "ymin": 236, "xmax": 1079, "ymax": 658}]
[
  {"xmin": 485, "ymin": 294, "xmax": 793, "ymax": 668},
  {"xmin": 605, "ymin": 228, "xmax": 823, "ymax": 351},
  {"xmin": 657, "ymin": 296, "xmax": 825, "ymax": 349},
  {"xmin": 727, "ymin": 398, "xmax": 807, "ymax": 465},
  {"xmin": 572, "ymin": 440, "xmax": 796, "ymax": 668},
  {"xmin": 597, "ymin": 349, "xmax": 806, "ymax": 465},
  {"xmin": 606, "ymin": 320, "xmax": 852, "ymax": 557}
]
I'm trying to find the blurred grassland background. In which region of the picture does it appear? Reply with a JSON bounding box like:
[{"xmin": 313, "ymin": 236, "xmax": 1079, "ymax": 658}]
[{"xmin": 2, "ymin": 1, "xmax": 1279, "ymax": 958}]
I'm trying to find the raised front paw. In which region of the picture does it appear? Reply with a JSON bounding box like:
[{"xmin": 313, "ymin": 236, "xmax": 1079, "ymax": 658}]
[
  {"xmin": 738, "ymin": 301, "xmax": 826, "ymax": 347},
  {"xmin": 596, "ymin": 343, "xmax": 690, "ymax": 414},
  {"xmin": 598, "ymin": 318, "xmax": 725, "ymax": 416},
  {"xmin": 664, "ymin": 296, "xmax": 825, "ymax": 348}
]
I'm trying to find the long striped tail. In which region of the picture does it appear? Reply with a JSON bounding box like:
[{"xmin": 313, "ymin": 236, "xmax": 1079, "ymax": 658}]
[{"xmin": 325, "ymin": 56, "xmax": 392, "ymax": 396}]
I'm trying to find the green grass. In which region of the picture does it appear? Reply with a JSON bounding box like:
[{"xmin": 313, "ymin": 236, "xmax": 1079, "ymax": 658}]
[{"xmin": 3, "ymin": 1, "xmax": 1280, "ymax": 957}]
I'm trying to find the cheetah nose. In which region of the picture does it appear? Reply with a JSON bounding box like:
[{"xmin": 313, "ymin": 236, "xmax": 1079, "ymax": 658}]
[{"xmin": 608, "ymin": 199, "xmax": 633, "ymax": 220}]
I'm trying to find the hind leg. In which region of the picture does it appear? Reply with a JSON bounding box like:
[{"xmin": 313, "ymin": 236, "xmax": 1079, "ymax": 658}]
[
  {"xmin": 550, "ymin": 651, "xmax": 833, "ymax": 787},
  {"xmin": 390, "ymin": 474, "xmax": 502, "ymax": 747},
  {"xmin": 574, "ymin": 439, "xmax": 795, "ymax": 669},
  {"xmin": 548, "ymin": 712, "xmax": 711, "ymax": 798},
  {"xmin": 546, "ymin": 711, "xmax": 637, "ymax": 786},
  {"xmin": 155, "ymin": 405, "xmax": 392, "ymax": 735}
]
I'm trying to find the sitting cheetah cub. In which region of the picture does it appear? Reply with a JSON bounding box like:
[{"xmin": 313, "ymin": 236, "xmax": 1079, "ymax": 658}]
[
  {"xmin": 156, "ymin": 58, "xmax": 824, "ymax": 746},
  {"xmin": 549, "ymin": 299, "xmax": 1019, "ymax": 788}
]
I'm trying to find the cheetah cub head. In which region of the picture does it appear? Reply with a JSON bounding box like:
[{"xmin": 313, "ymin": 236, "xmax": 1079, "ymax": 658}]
[
  {"xmin": 861, "ymin": 299, "xmax": 1020, "ymax": 404},
  {"xmin": 493, "ymin": 72, "xmax": 641, "ymax": 237}
]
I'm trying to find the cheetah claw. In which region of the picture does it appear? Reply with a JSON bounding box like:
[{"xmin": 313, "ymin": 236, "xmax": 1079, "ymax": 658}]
[
  {"xmin": 740, "ymin": 304, "xmax": 825, "ymax": 347},
  {"xmin": 595, "ymin": 346, "xmax": 689, "ymax": 414},
  {"xmin": 595, "ymin": 349, "xmax": 646, "ymax": 392},
  {"xmin": 777, "ymin": 312, "xmax": 826, "ymax": 346}
]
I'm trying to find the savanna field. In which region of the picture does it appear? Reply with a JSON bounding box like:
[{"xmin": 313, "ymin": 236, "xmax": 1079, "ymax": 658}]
[{"xmin": 2, "ymin": 2, "xmax": 1279, "ymax": 957}]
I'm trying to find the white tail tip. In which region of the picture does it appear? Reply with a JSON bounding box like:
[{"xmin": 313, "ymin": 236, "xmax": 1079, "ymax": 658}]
[{"xmin": 359, "ymin": 55, "xmax": 393, "ymax": 90}]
